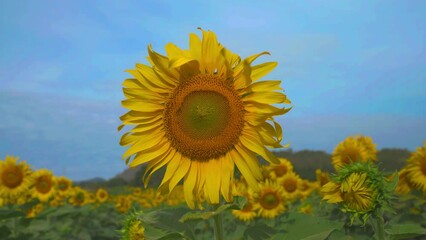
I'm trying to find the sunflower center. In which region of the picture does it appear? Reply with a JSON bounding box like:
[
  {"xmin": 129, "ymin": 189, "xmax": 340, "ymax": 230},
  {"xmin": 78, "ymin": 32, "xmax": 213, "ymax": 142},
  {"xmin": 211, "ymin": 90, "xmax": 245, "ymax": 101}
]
[
  {"xmin": 164, "ymin": 74, "xmax": 244, "ymax": 161},
  {"xmin": 283, "ymin": 178, "xmax": 297, "ymax": 193},
  {"xmin": 274, "ymin": 165, "xmax": 288, "ymax": 177},
  {"xmin": 344, "ymin": 149, "xmax": 360, "ymax": 164},
  {"xmin": 58, "ymin": 183, "xmax": 68, "ymax": 191},
  {"xmin": 35, "ymin": 176, "xmax": 52, "ymax": 194},
  {"xmin": 2, "ymin": 169, "xmax": 23, "ymax": 188},
  {"xmin": 260, "ymin": 192, "xmax": 280, "ymax": 209}
]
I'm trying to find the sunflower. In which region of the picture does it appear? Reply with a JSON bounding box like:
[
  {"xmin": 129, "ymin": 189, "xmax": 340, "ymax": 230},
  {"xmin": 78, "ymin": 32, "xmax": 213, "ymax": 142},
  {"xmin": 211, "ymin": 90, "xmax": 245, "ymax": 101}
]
[
  {"xmin": 96, "ymin": 188, "xmax": 109, "ymax": 203},
  {"xmin": 315, "ymin": 169, "xmax": 330, "ymax": 188},
  {"xmin": 393, "ymin": 168, "xmax": 412, "ymax": 195},
  {"xmin": 122, "ymin": 213, "xmax": 146, "ymax": 240},
  {"xmin": 119, "ymin": 29, "xmax": 291, "ymax": 208},
  {"xmin": 252, "ymin": 180, "xmax": 286, "ymax": 219},
  {"xmin": 232, "ymin": 200, "xmax": 257, "ymax": 222},
  {"xmin": 32, "ymin": 169, "xmax": 56, "ymax": 202},
  {"xmin": 267, "ymin": 157, "xmax": 294, "ymax": 179},
  {"xmin": 278, "ymin": 171, "xmax": 302, "ymax": 200},
  {"xmin": 405, "ymin": 142, "xmax": 426, "ymax": 193},
  {"xmin": 69, "ymin": 187, "xmax": 88, "ymax": 206},
  {"xmin": 0, "ymin": 155, "xmax": 33, "ymax": 200},
  {"xmin": 332, "ymin": 135, "xmax": 377, "ymax": 170},
  {"xmin": 55, "ymin": 176, "xmax": 72, "ymax": 197}
]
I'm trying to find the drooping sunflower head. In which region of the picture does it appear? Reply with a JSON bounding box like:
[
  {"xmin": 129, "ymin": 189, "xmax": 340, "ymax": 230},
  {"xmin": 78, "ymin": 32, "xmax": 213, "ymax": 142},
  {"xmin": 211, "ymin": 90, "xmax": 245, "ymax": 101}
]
[
  {"xmin": 321, "ymin": 161, "xmax": 396, "ymax": 224},
  {"xmin": 32, "ymin": 169, "xmax": 56, "ymax": 202},
  {"xmin": 120, "ymin": 29, "xmax": 291, "ymax": 208},
  {"xmin": 96, "ymin": 188, "xmax": 109, "ymax": 203},
  {"xmin": 0, "ymin": 155, "xmax": 33, "ymax": 200},
  {"xmin": 405, "ymin": 141, "xmax": 426, "ymax": 193},
  {"xmin": 121, "ymin": 211, "xmax": 146, "ymax": 240},
  {"xmin": 251, "ymin": 180, "xmax": 286, "ymax": 219},
  {"xmin": 332, "ymin": 135, "xmax": 377, "ymax": 170}
]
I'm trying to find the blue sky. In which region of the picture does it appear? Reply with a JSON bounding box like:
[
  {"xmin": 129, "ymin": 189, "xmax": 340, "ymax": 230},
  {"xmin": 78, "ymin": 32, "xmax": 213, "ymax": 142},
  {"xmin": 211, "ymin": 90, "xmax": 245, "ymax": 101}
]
[{"xmin": 1, "ymin": 0, "xmax": 425, "ymax": 181}]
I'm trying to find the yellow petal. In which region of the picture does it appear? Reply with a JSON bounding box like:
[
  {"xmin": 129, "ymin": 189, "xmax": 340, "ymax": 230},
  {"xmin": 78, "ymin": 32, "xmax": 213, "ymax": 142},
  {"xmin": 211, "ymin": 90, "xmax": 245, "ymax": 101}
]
[
  {"xmin": 243, "ymin": 92, "xmax": 288, "ymax": 104},
  {"xmin": 230, "ymin": 149, "xmax": 259, "ymax": 191},
  {"xmin": 201, "ymin": 29, "xmax": 220, "ymax": 73},
  {"xmin": 205, "ymin": 159, "xmax": 221, "ymax": 204},
  {"xmin": 144, "ymin": 148, "xmax": 176, "ymax": 187},
  {"xmin": 121, "ymin": 98, "xmax": 164, "ymax": 112},
  {"xmin": 159, "ymin": 152, "xmax": 183, "ymax": 189},
  {"xmin": 123, "ymin": 130, "xmax": 165, "ymax": 159},
  {"xmin": 147, "ymin": 45, "xmax": 179, "ymax": 80},
  {"xmin": 129, "ymin": 139, "xmax": 170, "ymax": 167},
  {"xmin": 184, "ymin": 161, "xmax": 198, "ymax": 209},
  {"xmin": 169, "ymin": 156, "xmax": 191, "ymax": 193},
  {"xmin": 251, "ymin": 62, "xmax": 277, "ymax": 82},
  {"xmin": 239, "ymin": 128, "xmax": 279, "ymax": 164}
]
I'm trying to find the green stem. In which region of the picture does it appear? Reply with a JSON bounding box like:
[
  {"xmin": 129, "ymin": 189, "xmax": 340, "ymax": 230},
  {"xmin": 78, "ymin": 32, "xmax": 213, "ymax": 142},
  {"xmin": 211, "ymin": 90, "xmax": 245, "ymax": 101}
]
[
  {"xmin": 373, "ymin": 211, "xmax": 386, "ymax": 240},
  {"xmin": 213, "ymin": 205, "xmax": 224, "ymax": 240}
]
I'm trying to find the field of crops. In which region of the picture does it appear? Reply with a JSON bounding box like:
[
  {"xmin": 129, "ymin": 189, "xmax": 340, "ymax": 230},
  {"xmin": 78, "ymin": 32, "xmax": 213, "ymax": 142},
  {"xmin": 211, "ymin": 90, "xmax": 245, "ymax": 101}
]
[{"xmin": 1, "ymin": 138, "xmax": 425, "ymax": 240}]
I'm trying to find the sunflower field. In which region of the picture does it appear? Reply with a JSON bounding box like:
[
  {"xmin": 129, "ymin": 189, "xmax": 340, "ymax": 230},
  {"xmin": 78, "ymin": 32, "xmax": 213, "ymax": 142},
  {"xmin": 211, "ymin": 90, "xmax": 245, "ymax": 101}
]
[{"xmin": 1, "ymin": 29, "xmax": 426, "ymax": 240}]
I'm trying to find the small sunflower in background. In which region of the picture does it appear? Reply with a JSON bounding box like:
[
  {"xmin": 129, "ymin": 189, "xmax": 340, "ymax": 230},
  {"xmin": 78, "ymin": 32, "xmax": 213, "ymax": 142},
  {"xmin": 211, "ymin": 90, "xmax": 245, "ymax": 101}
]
[
  {"xmin": 0, "ymin": 155, "xmax": 33, "ymax": 201},
  {"xmin": 278, "ymin": 171, "xmax": 302, "ymax": 201},
  {"xmin": 232, "ymin": 199, "xmax": 257, "ymax": 222},
  {"xmin": 332, "ymin": 135, "xmax": 377, "ymax": 170},
  {"xmin": 32, "ymin": 169, "xmax": 56, "ymax": 202},
  {"xmin": 96, "ymin": 188, "xmax": 109, "ymax": 203},
  {"xmin": 321, "ymin": 161, "xmax": 395, "ymax": 224},
  {"xmin": 119, "ymin": 28, "xmax": 291, "ymax": 208},
  {"xmin": 69, "ymin": 187, "xmax": 88, "ymax": 206},
  {"xmin": 55, "ymin": 176, "xmax": 72, "ymax": 197},
  {"xmin": 405, "ymin": 141, "xmax": 426, "ymax": 193},
  {"xmin": 393, "ymin": 168, "xmax": 412, "ymax": 195},
  {"xmin": 315, "ymin": 169, "xmax": 330, "ymax": 188},
  {"xmin": 251, "ymin": 180, "xmax": 286, "ymax": 219},
  {"xmin": 267, "ymin": 157, "xmax": 294, "ymax": 179}
]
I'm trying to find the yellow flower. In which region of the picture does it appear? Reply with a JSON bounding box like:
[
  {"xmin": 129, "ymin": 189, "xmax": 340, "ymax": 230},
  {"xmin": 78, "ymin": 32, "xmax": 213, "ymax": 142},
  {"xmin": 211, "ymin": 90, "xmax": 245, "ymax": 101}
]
[
  {"xmin": 315, "ymin": 169, "xmax": 330, "ymax": 188},
  {"xmin": 252, "ymin": 180, "xmax": 286, "ymax": 219},
  {"xmin": 267, "ymin": 158, "xmax": 294, "ymax": 179},
  {"xmin": 32, "ymin": 169, "xmax": 56, "ymax": 202},
  {"xmin": 332, "ymin": 135, "xmax": 377, "ymax": 170},
  {"xmin": 96, "ymin": 188, "xmax": 109, "ymax": 203},
  {"xmin": 393, "ymin": 168, "xmax": 412, "ymax": 195},
  {"xmin": 115, "ymin": 195, "xmax": 133, "ymax": 213},
  {"xmin": 128, "ymin": 219, "xmax": 145, "ymax": 240},
  {"xmin": 55, "ymin": 176, "xmax": 72, "ymax": 197},
  {"xmin": 69, "ymin": 187, "xmax": 88, "ymax": 206},
  {"xmin": 278, "ymin": 171, "xmax": 302, "ymax": 200},
  {"xmin": 0, "ymin": 155, "xmax": 33, "ymax": 200},
  {"xmin": 299, "ymin": 204, "xmax": 312, "ymax": 214},
  {"xmin": 405, "ymin": 141, "xmax": 426, "ymax": 193},
  {"xmin": 119, "ymin": 29, "xmax": 290, "ymax": 208},
  {"xmin": 322, "ymin": 172, "xmax": 377, "ymax": 213},
  {"xmin": 232, "ymin": 200, "xmax": 257, "ymax": 222}
]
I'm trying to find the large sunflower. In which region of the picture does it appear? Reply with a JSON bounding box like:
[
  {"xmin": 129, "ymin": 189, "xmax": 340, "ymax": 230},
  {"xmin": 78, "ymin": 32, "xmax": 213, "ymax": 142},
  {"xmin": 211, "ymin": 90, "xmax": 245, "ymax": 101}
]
[
  {"xmin": 405, "ymin": 141, "xmax": 426, "ymax": 193},
  {"xmin": 119, "ymin": 29, "xmax": 291, "ymax": 208},
  {"xmin": 0, "ymin": 155, "xmax": 33, "ymax": 200}
]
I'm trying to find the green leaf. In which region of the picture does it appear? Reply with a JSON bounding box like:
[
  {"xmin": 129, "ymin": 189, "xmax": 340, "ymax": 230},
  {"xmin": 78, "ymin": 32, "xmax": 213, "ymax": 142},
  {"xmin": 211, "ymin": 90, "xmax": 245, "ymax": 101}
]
[
  {"xmin": 28, "ymin": 219, "xmax": 50, "ymax": 232},
  {"xmin": 0, "ymin": 209, "xmax": 25, "ymax": 219},
  {"xmin": 244, "ymin": 223, "xmax": 276, "ymax": 240},
  {"xmin": 0, "ymin": 225, "xmax": 11, "ymax": 239},
  {"xmin": 278, "ymin": 212, "xmax": 344, "ymax": 240},
  {"xmin": 386, "ymin": 224, "xmax": 426, "ymax": 240},
  {"xmin": 300, "ymin": 229, "xmax": 337, "ymax": 240},
  {"xmin": 385, "ymin": 172, "xmax": 399, "ymax": 192},
  {"xmin": 179, "ymin": 203, "xmax": 238, "ymax": 223}
]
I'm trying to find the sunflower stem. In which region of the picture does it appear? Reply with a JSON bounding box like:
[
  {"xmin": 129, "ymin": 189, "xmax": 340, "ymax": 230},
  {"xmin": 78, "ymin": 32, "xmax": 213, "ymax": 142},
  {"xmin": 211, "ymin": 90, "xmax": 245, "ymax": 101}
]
[
  {"xmin": 213, "ymin": 203, "xmax": 224, "ymax": 240},
  {"xmin": 373, "ymin": 210, "xmax": 386, "ymax": 240}
]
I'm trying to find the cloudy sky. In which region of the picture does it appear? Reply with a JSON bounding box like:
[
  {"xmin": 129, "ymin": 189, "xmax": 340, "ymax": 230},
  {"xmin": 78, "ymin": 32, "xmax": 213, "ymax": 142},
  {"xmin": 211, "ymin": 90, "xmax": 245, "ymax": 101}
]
[{"xmin": 1, "ymin": 0, "xmax": 425, "ymax": 181}]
